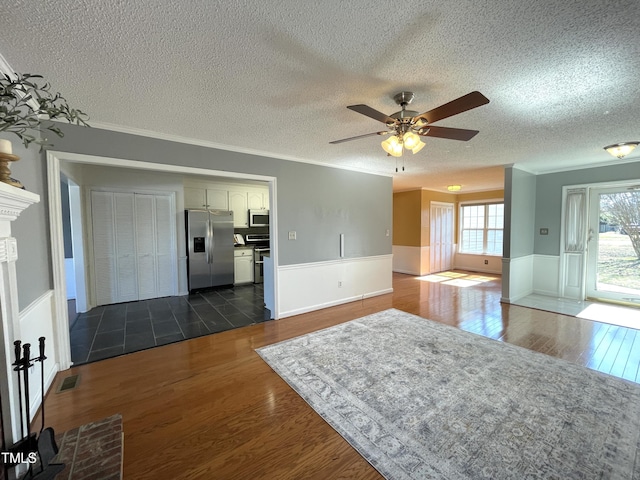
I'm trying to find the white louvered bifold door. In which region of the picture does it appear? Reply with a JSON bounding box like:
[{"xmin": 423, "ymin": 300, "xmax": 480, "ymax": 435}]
[
  {"xmin": 135, "ymin": 194, "xmax": 158, "ymax": 300},
  {"xmin": 91, "ymin": 191, "xmax": 118, "ymax": 305},
  {"xmin": 114, "ymin": 193, "xmax": 138, "ymax": 302},
  {"xmin": 154, "ymin": 195, "xmax": 175, "ymax": 297}
]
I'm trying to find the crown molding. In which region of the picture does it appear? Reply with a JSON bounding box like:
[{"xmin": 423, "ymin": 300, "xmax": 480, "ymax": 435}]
[{"xmin": 90, "ymin": 121, "xmax": 393, "ymax": 179}]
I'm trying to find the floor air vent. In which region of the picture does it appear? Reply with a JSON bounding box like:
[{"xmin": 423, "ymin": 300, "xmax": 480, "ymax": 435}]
[{"xmin": 56, "ymin": 374, "xmax": 79, "ymax": 393}]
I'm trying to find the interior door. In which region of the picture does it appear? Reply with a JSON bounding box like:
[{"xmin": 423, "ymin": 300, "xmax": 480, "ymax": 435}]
[
  {"xmin": 586, "ymin": 185, "xmax": 640, "ymax": 305},
  {"xmin": 135, "ymin": 194, "xmax": 157, "ymax": 300},
  {"xmin": 430, "ymin": 202, "xmax": 454, "ymax": 273},
  {"xmin": 91, "ymin": 191, "xmax": 117, "ymax": 305},
  {"xmin": 114, "ymin": 192, "xmax": 138, "ymax": 302}
]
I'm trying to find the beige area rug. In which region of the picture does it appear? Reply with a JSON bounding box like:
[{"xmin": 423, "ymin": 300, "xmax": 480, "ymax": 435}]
[
  {"xmin": 53, "ymin": 414, "xmax": 123, "ymax": 480},
  {"xmin": 257, "ymin": 309, "xmax": 640, "ymax": 479}
]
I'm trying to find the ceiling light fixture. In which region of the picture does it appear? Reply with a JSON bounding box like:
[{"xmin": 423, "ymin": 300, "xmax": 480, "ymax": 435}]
[
  {"xmin": 603, "ymin": 142, "xmax": 639, "ymax": 159},
  {"xmin": 447, "ymin": 185, "xmax": 462, "ymax": 192},
  {"xmin": 381, "ymin": 132, "xmax": 426, "ymax": 158}
]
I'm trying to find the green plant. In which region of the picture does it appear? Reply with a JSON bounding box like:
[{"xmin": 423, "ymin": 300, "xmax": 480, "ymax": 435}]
[{"xmin": 0, "ymin": 73, "xmax": 89, "ymax": 151}]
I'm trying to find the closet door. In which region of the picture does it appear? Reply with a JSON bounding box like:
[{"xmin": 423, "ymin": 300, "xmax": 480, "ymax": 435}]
[
  {"xmin": 135, "ymin": 194, "xmax": 158, "ymax": 300},
  {"xmin": 114, "ymin": 193, "xmax": 138, "ymax": 302},
  {"xmin": 91, "ymin": 191, "xmax": 117, "ymax": 305},
  {"xmin": 155, "ymin": 195, "xmax": 175, "ymax": 297}
]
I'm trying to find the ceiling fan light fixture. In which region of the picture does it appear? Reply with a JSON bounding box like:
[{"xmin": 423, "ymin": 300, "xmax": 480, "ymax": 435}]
[
  {"xmin": 402, "ymin": 131, "xmax": 421, "ymax": 150},
  {"xmin": 604, "ymin": 142, "xmax": 639, "ymax": 159},
  {"xmin": 411, "ymin": 140, "xmax": 426, "ymax": 154},
  {"xmin": 382, "ymin": 135, "xmax": 403, "ymax": 157}
]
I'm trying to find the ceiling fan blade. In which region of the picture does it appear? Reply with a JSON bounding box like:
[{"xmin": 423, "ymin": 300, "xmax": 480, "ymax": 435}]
[
  {"xmin": 330, "ymin": 131, "xmax": 389, "ymax": 144},
  {"xmin": 414, "ymin": 91, "xmax": 489, "ymax": 125},
  {"xmin": 419, "ymin": 125, "xmax": 479, "ymax": 141},
  {"xmin": 347, "ymin": 104, "xmax": 397, "ymax": 125}
]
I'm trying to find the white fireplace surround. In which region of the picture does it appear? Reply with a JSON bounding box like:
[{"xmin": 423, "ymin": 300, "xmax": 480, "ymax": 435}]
[{"xmin": 0, "ymin": 180, "xmax": 45, "ymax": 454}]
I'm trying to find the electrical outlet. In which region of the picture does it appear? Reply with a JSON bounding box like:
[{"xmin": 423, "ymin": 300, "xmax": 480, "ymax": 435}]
[
  {"xmin": 288, "ymin": 231, "xmax": 296, "ymax": 240},
  {"xmin": 338, "ymin": 281, "xmax": 343, "ymax": 287},
  {"xmin": 484, "ymin": 259, "xmax": 489, "ymax": 265},
  {"xmin": 385, "ymin": 229, "xmax": 390, "ymax": 237}
]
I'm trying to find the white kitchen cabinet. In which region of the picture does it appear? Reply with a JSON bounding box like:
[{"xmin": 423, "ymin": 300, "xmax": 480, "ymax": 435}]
[
  {"xmin": 184, "ymin": 187, "xmax": 206, "ymax": 209},
  {"xmin": 184, "ymin": 187, "xmax": 229, "ymax": 210},
  {"xmin": 206, "ymin": 188, "xmax": 229, "ymax": 210},
  {"xmin": 247, "ymin": 189, "xmax": 264, "ymax": 210},
  {"xmin": 229, "ymin": 189, "xmax": 249, "ymax": 227},
  {"xmin": 234, "ymin": 248, "xmax": 254, "ymax": 284},
  {"xmin": 91, "ymin": 190, "xmax": 177, "ymax": 305}
]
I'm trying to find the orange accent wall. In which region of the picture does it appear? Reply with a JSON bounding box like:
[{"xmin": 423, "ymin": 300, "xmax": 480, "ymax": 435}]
[
  {"xmin": 393, "ymin": 189, "xmax": 504, "ymax": 247},
  {"xmin": 393, "ymin": 190, "xmax": 422, "ymax": 246}
]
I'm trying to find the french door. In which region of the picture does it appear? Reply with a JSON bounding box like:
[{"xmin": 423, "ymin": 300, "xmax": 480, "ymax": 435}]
[{"xmin": 586, "ymin": 185, "xmax": 640, "ymax": 305}]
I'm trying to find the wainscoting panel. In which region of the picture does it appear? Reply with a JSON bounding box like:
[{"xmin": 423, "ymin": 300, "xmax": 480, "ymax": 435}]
[
  {"xmin": 392, "ymin": 246, "xmax": 421, "ymax": 275},
  {"xmin": 533, "ymin": 255, "xmax": 560, "ymax": 297},
  {"xmin": 501, "ymin": 255, "xmax": 534, "ymax": 303},
  {"xmin": 18, "ymin": 290, "xmax": 59, "ymax": 420},
  {"xmin": 278, "ymin": 255, "xmax": 393, "ymax": 318},
  {"xmin": 454, "ymin": 252, "xmax": 501, "ymax": 274}
]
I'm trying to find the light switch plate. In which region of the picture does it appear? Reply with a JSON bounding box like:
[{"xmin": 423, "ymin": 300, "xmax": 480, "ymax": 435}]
[
  {"xmin": 288, "ymin": 231, "xmax": 296, "ymax": 240},
  {"xmin": 540, "ymin": 228, "xmax": 549, "ymax": 235}
]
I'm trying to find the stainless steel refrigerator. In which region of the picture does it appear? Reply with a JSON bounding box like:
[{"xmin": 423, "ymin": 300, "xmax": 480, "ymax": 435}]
[{"xmin": 186, "ymin": 209, "xmax": 234, "ymax": 291}]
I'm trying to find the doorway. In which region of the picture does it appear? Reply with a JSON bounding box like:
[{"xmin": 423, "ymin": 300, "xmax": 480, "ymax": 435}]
[
  {"xmin": 430, "ymin": 202, "xmax": 454, "ymax": 273},
  {"xmin": 586, "ymin": 185, "xmax": 640, "ymax": 305}
]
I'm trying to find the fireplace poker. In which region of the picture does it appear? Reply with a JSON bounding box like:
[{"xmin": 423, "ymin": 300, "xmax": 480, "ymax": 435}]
[
  {"xmin": 12, "ymin": 340, "xmax": 24, "ymax": 441},
  {"xmin": 38, "ymin": 337, "xmax": 47, "ymax": 433}
]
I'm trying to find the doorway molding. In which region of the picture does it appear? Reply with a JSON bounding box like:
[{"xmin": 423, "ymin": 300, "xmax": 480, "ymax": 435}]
[{"xmin": 47, "ymin": 150, "xmax": 278, "ymax": 370}]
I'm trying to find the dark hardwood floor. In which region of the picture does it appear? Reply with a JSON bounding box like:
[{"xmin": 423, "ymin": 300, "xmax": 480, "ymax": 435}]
[{"xmin": 39, "ymin": 271, "xmax": 640, "ymax": 479}]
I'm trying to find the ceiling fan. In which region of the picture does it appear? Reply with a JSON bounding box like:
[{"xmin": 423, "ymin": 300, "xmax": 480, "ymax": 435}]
[{"xmin": 330, "ymin": 91, "xmax": 490, "ymax": 161}]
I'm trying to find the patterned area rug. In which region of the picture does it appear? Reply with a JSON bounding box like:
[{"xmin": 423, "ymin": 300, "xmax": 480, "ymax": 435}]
[{"xmin": 256, "ymin": 309, "xmax": 640, "ymax": 479}]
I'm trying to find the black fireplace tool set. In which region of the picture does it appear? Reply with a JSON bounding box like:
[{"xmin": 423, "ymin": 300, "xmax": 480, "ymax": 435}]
[{"xmin": 2, "ymin": 337, "xmax": 64, "ymax": 480}]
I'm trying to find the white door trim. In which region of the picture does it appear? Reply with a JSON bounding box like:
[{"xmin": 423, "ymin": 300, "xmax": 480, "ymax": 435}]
[{"xmin": 47, "ymin": 151, "xmax": 279, "ymax": 370}]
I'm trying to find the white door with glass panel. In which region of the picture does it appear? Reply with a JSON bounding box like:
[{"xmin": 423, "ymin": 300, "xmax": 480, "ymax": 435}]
[{"xmin": 586, "ymin": 185, "xmax": 640, "ymax": 305}]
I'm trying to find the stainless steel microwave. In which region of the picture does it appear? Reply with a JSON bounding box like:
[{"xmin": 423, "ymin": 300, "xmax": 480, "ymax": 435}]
[{"xmin": 249, "ymin": 209, "xmax": 269, "ymax": 227}]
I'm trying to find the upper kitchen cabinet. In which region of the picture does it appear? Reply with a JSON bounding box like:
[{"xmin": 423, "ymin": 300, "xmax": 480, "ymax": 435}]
[
  {"xmin": 228, "ymin": 189, "xmax": 249, "ymax": 227},
  {"xmin": 184, "ymin": 187, "xmax": 228, "ymax": 210},
  {"xmin": 247, "ymin": 187, "xmax": 269, "ymax": 210},
  {"xmin": 183, "ymin": 180, "xmax": 269, "ymax": 227}
]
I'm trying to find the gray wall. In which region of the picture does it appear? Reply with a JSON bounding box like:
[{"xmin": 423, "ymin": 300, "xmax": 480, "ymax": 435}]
[
  {"xmin": 51, "ymin": 124, "xmax": 392, "ymax": 265},
  {"xmin": 534, "ymin": 160, "xmax": 640, "ymax": 256},
  {"xmin": 9, "ymin": 125, "xmax": 391, "ymax": 310},
  {"xmin": 0, "ymin": 133, "xmax": 54, "ymax": 310},
  {"xmin": 503, "ymin": 166, "xmax": 536, "ymax": 259}
]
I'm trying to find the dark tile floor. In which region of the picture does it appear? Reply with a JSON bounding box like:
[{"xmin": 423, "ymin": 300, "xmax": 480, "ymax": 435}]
[{"xmin": 69, "ymin": 284, "xmax": 271, "ymax": 365}]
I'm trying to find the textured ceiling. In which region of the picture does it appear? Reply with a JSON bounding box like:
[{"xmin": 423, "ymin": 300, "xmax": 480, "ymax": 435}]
[{"xmin": 2, "ymin": 0, "xmax": 640, "ymax": 192}]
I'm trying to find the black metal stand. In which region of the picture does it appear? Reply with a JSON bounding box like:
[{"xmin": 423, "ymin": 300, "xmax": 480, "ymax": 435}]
[{"xmin": 2, "ymin": 337, "xmax": 64, "ymax": 479}]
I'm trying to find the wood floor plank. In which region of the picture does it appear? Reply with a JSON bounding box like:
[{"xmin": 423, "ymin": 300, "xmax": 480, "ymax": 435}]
[{"xmin": 36, "ymin": 271, "xmax": 640, "ymax": 479}]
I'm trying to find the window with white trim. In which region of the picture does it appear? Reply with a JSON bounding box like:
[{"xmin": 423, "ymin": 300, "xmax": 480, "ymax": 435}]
[{"xmin": 459, "ymin": 202, "xmax": 504, "ymax": 255}]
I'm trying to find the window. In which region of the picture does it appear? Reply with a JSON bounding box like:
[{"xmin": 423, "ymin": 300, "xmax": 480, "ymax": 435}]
[{"xmin": 460, "ymin": 202, "xmax": 504, "ymax": 255}]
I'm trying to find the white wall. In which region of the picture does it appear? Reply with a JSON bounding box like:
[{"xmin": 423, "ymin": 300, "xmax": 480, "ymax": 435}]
[
  {"xmin": 278, "ymin": 255, "xmax": 393, "ymax": 317},
  {"xmin": 18, "ymin": 291, "xmax": 58, "ymax": 420}
]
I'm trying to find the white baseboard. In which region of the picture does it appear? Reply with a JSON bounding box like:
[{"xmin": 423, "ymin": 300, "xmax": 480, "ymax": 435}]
[
  {"xmin": 278, "ymin": 255, "xmax": 393, "ymax": 318},
  {"xmin": 19, "ymin": 290, "xmax": 59, "ymax": 420}
]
